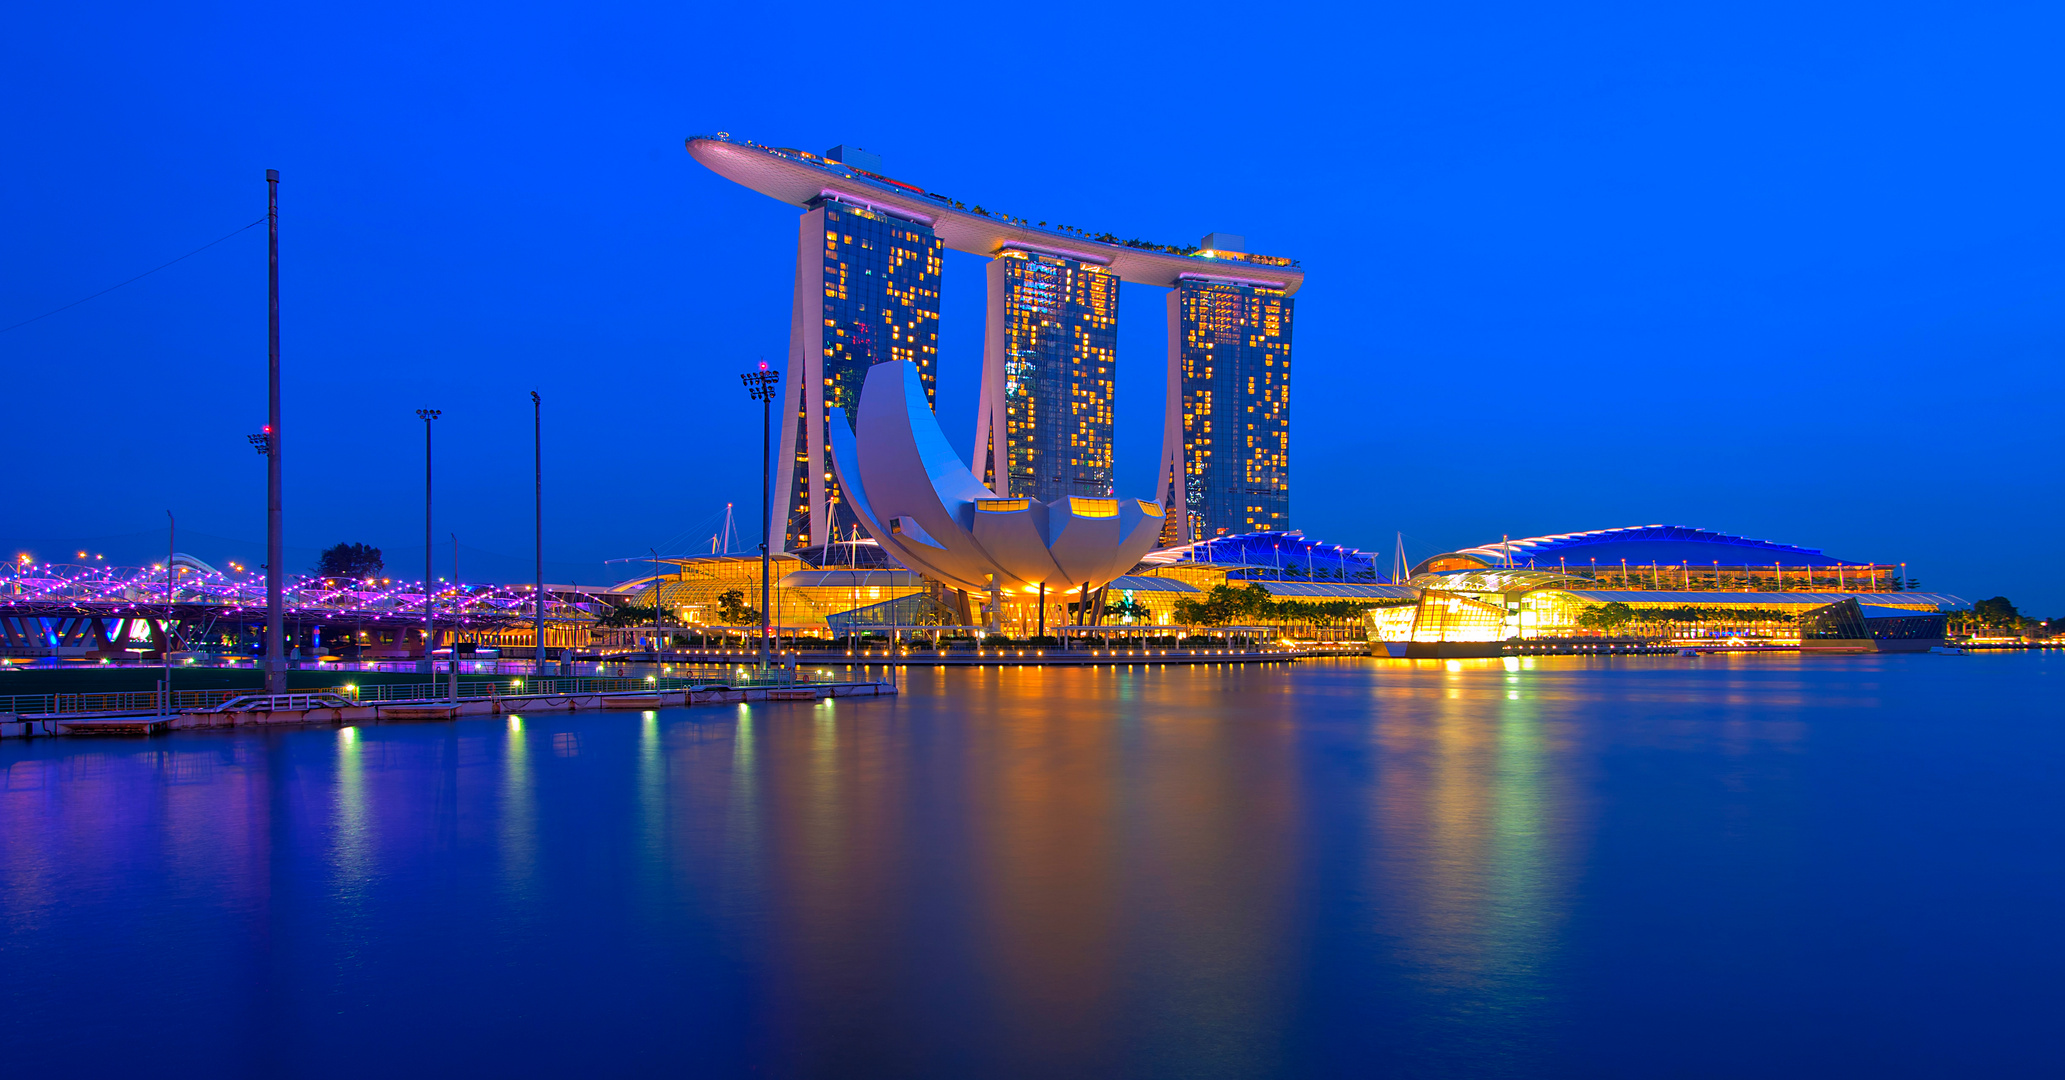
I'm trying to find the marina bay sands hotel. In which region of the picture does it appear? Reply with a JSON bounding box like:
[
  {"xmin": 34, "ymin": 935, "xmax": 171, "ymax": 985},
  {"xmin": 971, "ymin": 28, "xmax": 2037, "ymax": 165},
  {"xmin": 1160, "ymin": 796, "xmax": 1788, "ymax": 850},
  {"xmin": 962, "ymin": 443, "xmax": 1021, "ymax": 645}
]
[{"xmin": 687, "ymin": 135, "xmax": 1303, "ymax": 553}]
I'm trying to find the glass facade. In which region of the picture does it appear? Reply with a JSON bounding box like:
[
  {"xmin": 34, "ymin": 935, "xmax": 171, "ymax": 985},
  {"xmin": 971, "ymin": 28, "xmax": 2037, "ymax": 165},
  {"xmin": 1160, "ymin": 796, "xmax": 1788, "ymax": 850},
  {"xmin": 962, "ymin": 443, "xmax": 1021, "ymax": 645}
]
[
  {"xmin": 785, "ymin": 198, "xmax": 943, "ymax": 551},
  {"xmin": 992, "ymin": 251, "xmax": 1118, "ymax": 501},
  {"xmin": 1176, "ymin": 280, "xmax": 1293, "ymax": 539}
]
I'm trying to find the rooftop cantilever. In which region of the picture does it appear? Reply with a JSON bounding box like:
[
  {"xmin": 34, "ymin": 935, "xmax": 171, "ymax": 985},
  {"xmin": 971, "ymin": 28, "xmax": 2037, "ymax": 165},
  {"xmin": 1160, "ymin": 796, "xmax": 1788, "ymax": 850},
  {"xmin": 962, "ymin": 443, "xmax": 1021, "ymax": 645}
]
[{"xmin": 686, "ymin": 134, "xmax": 1305, "ymax": 295}]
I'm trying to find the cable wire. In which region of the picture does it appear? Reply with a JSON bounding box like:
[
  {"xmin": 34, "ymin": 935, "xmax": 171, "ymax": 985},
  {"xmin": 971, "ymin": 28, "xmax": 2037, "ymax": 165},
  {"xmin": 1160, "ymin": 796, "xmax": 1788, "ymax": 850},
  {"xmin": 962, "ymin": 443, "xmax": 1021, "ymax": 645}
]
[{"xmin": 1, "ymin": 217, "xmax": 267, "ymax": 335}]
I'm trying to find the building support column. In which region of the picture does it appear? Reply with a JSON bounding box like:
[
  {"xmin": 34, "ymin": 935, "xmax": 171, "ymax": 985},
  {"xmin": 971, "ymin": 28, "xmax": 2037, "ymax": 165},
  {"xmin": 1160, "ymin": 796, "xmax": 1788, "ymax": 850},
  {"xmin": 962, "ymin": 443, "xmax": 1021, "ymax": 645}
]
[{"xmin": 1156, "ymin": 289, "xmax": 1189, "ymax": 546}]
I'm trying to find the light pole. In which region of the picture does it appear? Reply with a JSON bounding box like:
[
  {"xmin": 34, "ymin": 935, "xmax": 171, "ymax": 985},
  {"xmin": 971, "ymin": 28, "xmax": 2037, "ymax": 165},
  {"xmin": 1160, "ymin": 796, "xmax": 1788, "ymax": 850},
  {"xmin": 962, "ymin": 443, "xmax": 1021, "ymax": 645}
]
[
  {"xmin": 650, "ymin": 547, "xmax": 662, "ymax": 660},
  {"xmin": 532, "ymin": 390, "xmax": 545, "ymax": 676},
  {"xmin": 165, "ymin": 510, "xmax": 174, "ymax": 714},
  {"xmin": 264, "ymin": 168, "xmax": 284, "ymax": 694},
  {"xmin": 740, "ymin": 362, "xmax": 778, "ymax": 672},
  {"xmin": 450, "ymin": 531, "xmax": 460, "ymax": 701},
  {"xmin": 417, "ymin": 409, "xmax": 441, "ymax": 679}
]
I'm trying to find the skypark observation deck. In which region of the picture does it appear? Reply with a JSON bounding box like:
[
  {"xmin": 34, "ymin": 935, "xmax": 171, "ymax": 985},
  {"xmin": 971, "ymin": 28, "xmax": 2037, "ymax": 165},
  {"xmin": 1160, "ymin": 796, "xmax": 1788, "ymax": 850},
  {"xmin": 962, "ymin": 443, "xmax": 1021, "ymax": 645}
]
[{"xmin": 685, "ymin": 135, "xmax": 1305, "ymax": 293}]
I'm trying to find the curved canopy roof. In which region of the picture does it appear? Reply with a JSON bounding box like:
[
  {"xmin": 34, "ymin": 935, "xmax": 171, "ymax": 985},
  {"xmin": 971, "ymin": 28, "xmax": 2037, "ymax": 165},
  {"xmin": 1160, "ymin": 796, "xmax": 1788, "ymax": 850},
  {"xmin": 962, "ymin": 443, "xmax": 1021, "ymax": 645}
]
[
  {"xmin": 688, "ymin": 135, "xmax": 1304, "ymax": 295},
  {"xmin": 1412, "ymin": 524, "xmax": 1866, "ymax": 575},
  {"xmin": 1142, "ymin": 531, "xmax": 1379, "ymax": 580},
  {"xmin": 1409, "ymin": 569, "xmax": 1592, "ymax": 594},
  {"xmin": 777, "ymin": 570, "xmax": 925, "ymax": 589},
  {"xmin": 1256, "ymin": 582, "xmax": 1420, "ymax": 600},
  {"xmin": 1562, "ymin": 590, "xmax": 1968, "ymax": 611},
  {"xmin": 1107, "ymin": 575, "xmax": 1199, "ymax": 594}
]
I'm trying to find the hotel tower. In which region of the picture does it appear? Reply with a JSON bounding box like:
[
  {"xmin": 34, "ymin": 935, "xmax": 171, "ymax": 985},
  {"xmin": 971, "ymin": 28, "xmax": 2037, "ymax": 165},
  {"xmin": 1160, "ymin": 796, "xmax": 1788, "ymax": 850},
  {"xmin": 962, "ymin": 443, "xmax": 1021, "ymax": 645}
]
[
  {"xmin": 685, "ymin": 136, "xmax": 1302, "ymax": 551},
  {"xmin": 1157, "ymin": 237, "xmax": 1294, "ymax": 543},
  {"xmin": 972, "ymin": 249, "xmax": 1119, "ymax": 502},
  {"xmin": 773, "ymin": 148, "xmax": 943, "ymax": 551}
]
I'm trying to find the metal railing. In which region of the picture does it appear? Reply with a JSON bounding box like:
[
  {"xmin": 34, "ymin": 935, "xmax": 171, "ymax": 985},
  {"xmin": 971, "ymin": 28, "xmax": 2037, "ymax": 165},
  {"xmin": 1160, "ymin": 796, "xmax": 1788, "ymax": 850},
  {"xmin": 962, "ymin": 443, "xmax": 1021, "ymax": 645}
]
[
  {"xmin": 335, "ymin": 670, "xmax": 822, "ymax": 703},
  {"xmin": 0, "ymin": 666, "xmax": 848, "ymax": 717},
  {"xmin": 0, "ymin": 688, "xmax": 249, "ymax": 716}
]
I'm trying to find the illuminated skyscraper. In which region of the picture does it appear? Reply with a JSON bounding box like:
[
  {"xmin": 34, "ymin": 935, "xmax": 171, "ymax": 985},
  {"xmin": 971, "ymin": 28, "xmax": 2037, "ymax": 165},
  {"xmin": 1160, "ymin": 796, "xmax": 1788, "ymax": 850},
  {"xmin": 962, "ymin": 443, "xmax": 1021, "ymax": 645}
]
[
  {"xmin": 773, "ymin": 196, "xmax": 943, "ymax": 551},
  {"xmin": 1157, "ymin": 249, "xmax": 1293, "ymax": 542},
  {"xmin": 972, "ymin": 249, "xmax": 1119, "ymax": 501}
]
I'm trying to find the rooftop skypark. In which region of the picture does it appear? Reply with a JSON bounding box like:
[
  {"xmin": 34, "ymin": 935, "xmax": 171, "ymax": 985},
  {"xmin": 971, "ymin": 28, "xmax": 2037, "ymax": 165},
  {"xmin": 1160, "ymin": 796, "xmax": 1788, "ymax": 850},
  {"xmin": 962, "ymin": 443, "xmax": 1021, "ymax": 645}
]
[
  {"xmin": 686, "ymin": 134, "xmax": 1305, "ymax": 291},
  {"xmin": 692, "ymin": 133, "xmax": 1300, "ymax": 270}
]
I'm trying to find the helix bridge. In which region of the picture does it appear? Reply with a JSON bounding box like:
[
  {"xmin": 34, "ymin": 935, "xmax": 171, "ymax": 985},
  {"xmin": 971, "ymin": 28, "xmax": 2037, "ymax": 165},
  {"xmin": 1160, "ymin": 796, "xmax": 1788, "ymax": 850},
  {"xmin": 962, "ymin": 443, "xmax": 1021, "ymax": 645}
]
[{"xmin": 0, "ymin": 556, "xmax": 599, "ymax": 658}]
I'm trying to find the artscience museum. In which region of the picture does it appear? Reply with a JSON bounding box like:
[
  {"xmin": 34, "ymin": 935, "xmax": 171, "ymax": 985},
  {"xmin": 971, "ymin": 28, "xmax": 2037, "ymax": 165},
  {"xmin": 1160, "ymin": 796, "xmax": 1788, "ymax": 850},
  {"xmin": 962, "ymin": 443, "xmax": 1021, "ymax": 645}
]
[{"xmin": 831, "ymin": 359, "xmax": 1166, "ymax": 629}]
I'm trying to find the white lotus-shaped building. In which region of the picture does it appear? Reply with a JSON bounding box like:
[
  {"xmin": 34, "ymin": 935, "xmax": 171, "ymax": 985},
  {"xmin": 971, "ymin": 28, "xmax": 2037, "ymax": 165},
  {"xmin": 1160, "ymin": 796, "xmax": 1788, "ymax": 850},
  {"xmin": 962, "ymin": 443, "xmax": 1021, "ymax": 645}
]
[{"xmin": 830, "ymin": 360, "xmax": 1166, "ymax": 596}]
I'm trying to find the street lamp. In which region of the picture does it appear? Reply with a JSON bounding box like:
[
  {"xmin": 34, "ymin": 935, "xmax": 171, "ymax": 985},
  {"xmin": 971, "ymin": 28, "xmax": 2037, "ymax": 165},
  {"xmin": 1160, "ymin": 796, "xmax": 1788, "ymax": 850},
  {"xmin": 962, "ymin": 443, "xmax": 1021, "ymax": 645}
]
[
  {"xmin": 417, "ymin": 409, "xmax": 441, "ymax": 679},
  {"xmin": 164, "ymin": 509, "xmax": 174, "ymax": 715},
  {"xmin": 450, "ymin": 531, "xmax": 460, "ymax": 702},
  {"xmin": 740, "ymin": 362, "xmax": 779, "ymax": 672}
]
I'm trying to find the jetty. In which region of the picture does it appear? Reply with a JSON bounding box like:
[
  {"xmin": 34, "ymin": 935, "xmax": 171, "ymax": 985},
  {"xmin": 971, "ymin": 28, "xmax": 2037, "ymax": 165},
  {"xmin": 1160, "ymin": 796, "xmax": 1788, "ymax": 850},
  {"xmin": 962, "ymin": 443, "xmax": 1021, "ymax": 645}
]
[{"xmin": 0, "ymin": 673, "xmax": 894, "ymax": 739}]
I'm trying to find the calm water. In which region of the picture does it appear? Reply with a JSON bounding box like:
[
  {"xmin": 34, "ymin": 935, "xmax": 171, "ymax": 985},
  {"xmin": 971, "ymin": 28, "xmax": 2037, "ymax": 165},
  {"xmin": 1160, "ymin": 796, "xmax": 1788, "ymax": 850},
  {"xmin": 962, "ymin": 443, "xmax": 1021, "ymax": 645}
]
[{"xmin": 2, "ymin": 654, "xmax": 2059, "ymax": 1077}]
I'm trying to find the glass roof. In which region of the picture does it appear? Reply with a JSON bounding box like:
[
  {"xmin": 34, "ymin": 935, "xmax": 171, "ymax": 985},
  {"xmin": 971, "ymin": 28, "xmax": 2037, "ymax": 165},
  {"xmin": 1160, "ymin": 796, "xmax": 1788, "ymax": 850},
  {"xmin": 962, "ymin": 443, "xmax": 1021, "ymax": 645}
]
[
  {"xmin": 1256, "ymin": 583, "xmax": 1420, "ymax": 599},
  {"xmin": 1107, "ymin": 575, "xmax": 1201, "ymax": 594},
  {"xmin": 1408, "ymin": 570, "xmax": 1591, "ymax": 594},
  {"xmin": 1560, "ymin": 590, "xmax": 1969, "ymax": 611},
  {"xmin": 1417, "ymin": 524, "xmax": 1866, "ymax": 572},
  {"xmin": 1144, "ymin": 531, "xmax": 1384, "ymax": 581}
]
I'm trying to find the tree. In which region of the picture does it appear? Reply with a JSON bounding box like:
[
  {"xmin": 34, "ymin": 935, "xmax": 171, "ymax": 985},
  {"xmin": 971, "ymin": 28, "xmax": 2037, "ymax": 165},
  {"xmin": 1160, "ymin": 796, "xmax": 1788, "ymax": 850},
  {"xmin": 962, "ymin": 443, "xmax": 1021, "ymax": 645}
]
[
  {"xmin": 315, "ymin": 542, "xmax": 383, "ymax": 580},
  {"xmin": 1971, "ymin": 596, "xmax": 2020, "ymax": 630},
  {"xmin": 715, "ymin": 588, "xmax": 761, "ymax": 625},
  {"xmin": 1105, "ymin": 596, "xmax": 1149, "ymax": 623},
  {"xmin": 597, "ymin": 603, "xmax": 657, "ymax": 628},
  {"xmin": 1576, "ymin": 602, "xmax": 1636, "ymax": 631}
]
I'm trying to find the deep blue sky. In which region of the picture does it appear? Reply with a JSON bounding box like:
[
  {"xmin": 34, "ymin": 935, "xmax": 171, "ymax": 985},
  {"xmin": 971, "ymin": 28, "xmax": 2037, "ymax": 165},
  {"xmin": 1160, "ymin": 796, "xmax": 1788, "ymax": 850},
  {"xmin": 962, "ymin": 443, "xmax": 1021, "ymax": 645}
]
[{"xmin": 4, "ymin": 3, "xmax": 2060, "ymax": 611}]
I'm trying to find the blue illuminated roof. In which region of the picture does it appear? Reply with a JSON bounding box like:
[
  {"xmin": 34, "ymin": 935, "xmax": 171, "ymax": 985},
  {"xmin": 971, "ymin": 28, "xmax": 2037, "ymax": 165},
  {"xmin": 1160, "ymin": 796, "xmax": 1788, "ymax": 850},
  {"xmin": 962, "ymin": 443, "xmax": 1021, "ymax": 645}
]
[
  {"xmin": 1417, "ymin": 525, "xmax": 1867, "ymax": 573},
  {"xmin": 1141, "ymin": 531, "xmax": 1386, "ymax": 582}
]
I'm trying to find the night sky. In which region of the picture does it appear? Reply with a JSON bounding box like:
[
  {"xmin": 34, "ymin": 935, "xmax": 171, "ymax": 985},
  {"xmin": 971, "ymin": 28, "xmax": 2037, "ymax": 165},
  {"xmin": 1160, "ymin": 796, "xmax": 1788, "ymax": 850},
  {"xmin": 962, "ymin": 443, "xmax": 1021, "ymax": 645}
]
[{"xmin": 5, "ymin": 3, "xmax": 2060, "ymax": 612}]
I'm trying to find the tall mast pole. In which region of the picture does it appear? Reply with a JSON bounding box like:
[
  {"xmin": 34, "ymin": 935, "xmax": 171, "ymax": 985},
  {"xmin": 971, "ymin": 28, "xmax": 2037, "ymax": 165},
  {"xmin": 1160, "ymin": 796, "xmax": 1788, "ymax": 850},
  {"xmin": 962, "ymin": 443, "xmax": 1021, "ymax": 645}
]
[
  {"xmin": 166, "ymin": 510, "xmax": 175, "ymax": 713},
  {"xmin": 426, "ymin": 416, "xmax": 433, "ymax": 675},
  {"xmin": 265, "ymin": 169, "xmax": 285, "ymax": 693},
  {"xmin": 533, "ymin": 390, "xmax": 544, "ymax": 675},
  {"xmin": 761, "ymin": 370, "xmax": 775, "ymax": 672},
  {"xmin": 417, "ymin": 409, "xmax": 440, "ymax": 676},
  {"xmin": 451, "ymin": 532, "xmax": 460, "ymax": 701}
]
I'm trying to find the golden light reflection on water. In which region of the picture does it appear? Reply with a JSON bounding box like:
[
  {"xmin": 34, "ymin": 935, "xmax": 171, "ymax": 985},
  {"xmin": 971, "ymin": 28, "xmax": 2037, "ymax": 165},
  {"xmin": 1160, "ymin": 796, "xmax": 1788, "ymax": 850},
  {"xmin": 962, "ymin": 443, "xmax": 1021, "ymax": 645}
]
[
  {"xmin": 499, "ymin": 715, "xmax": 535, "ymax": 900},
  {"xmin": 1368, "ymin": 656, "xmax": 1573, "ymax": 1045},
  {"xmin": 967, "ymin": 667, "xmax": 1126, "ymax": 1067},
  {"xmin": 332, "ymin": 727, "xmax": 371, "ymax": 904},
  {"xmin": 712, "ymin": 664, "xmax": 1309, "ymax": 1075}
]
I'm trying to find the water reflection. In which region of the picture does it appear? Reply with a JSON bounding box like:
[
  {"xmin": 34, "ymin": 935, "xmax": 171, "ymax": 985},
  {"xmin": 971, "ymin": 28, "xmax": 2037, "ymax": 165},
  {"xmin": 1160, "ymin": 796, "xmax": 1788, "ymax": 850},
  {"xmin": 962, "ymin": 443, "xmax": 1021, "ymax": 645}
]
[
  {"xmin": 331, "ymin": 727, "xmax": 371, "ymax": 909},
  {"xmin": 499, "ymin": 715, "xmax": 535, "ymax": 902},
  {"xmin": 1369, "ymin": 657, "xmax": 1573, "ymax": 1066},
  {"xmin": 2, "ymin": 655, "xmax": 2044, "ymax": 1076}
]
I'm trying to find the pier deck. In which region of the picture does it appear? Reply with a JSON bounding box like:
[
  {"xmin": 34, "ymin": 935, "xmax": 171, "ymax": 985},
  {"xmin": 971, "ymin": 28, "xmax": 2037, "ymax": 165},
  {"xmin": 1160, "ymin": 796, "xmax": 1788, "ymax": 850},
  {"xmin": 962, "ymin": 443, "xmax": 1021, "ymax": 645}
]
[{"xmin": 0, "ymin": 680, "xmax": 896, "ymax": 739}]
